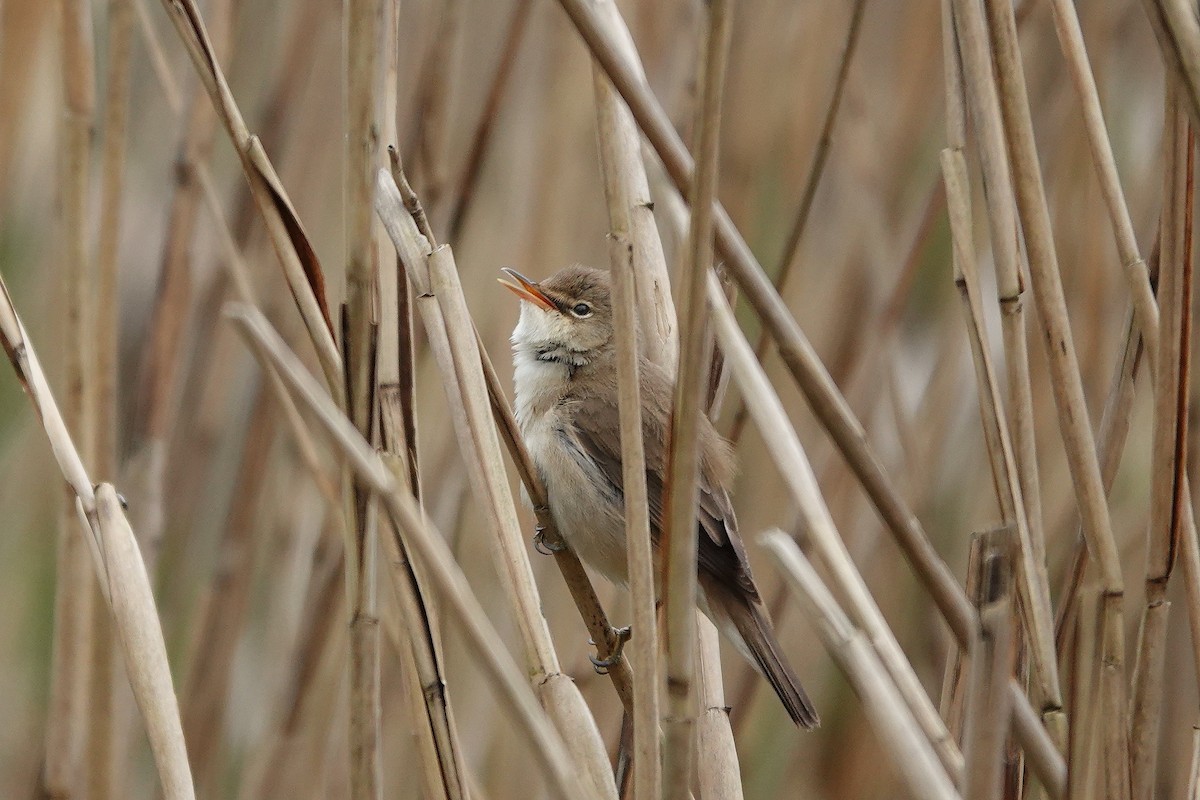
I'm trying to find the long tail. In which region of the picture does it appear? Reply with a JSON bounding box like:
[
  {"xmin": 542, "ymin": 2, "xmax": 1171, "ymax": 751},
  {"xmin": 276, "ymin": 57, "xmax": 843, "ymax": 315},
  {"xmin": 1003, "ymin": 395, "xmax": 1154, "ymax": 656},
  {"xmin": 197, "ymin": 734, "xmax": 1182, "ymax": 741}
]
[{"xmin": 711, "ymin": 591, "xmax": 819, "ymax": 728}]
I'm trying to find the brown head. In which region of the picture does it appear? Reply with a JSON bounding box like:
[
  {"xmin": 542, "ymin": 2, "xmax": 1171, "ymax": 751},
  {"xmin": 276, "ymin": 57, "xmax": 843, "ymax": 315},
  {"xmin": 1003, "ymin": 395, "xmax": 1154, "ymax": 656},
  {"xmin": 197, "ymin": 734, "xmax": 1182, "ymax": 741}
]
[{"xmin": 500, "ymin": 265, "xmax": 616, "ymax": 374}]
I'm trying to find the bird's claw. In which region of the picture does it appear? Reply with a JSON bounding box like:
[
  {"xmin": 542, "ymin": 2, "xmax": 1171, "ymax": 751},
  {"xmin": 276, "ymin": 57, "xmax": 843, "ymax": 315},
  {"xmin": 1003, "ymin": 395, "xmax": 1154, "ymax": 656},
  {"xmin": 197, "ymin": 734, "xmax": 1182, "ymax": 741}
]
[
  {"xmin": 533, "ymin": 526, "xmax": 567, "ymax": 555},
  {"xmin": 588, "ymin": 626, "xmax": 632, "ymax": 674}
]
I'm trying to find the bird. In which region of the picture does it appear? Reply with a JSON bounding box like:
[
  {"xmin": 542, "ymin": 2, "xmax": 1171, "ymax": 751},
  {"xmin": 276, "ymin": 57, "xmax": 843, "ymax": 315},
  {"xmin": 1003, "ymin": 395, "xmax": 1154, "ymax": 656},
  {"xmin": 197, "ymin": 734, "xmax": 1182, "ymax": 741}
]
[{"xmin": 500, "ymin": 263, "xmax": 818, "ymax": 728}]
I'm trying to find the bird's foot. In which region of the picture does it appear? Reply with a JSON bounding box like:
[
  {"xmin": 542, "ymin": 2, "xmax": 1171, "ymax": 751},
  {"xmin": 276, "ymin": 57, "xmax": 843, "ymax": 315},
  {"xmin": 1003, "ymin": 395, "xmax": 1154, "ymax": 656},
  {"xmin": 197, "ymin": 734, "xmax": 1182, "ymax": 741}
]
[
  {"xmin": 533, "ymin": 525, "xmax": 567, "ymax": 555},
  {"xmin": 589, "ymin": 626, "xmax": 632, "ymax": 674}
]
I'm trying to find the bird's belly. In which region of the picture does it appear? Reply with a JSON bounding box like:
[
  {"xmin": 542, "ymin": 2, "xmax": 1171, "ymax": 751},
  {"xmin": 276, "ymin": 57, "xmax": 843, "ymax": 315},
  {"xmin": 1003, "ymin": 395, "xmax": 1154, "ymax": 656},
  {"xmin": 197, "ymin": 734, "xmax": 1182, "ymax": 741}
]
[
  {"xmin": 548, "ymin": 477, "xmax": 629, "ymax": 585},
  {"xmin": 521, "ymin": 414, "xmax": 629, "ymax": 585}
]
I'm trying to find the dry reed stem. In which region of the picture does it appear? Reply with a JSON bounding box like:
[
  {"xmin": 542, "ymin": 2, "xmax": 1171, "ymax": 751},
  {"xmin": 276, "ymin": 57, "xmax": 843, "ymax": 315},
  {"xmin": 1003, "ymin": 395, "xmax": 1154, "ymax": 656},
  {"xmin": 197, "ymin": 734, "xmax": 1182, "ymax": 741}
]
[
  {"xmin": 1052, "ymin": 307, "xmax": 1145, "ymax": 647},
  {"xmin": 980, "ymin": 0, "xmax": 1121, "ymax": 589},
  {"xmin": 375, "ymin": 171, "xmax": 618, "ymax": 799},
  {"xmin": 588, "ymin": 3, "xmax": 679, "ymax": 784},
  {"xmin": 982, "ymin": 2, "xmax": 1130, "ymax": 791},
  {"xmin": 1066, "ymin": 590, "xmax": 1100, "ymax": 800},
  {"xmin": 226, "ymin": 304, "xmax": 604, "ymax": 800},
  {"xmin": 59, "ymin": 1, "xmax": 108, "ymax": 796},
  {"xmin": 945, "ymin": 1, "xmax": 1057, "ymax": 741},
  {"xmin": 95, "ymin": 0, "xmax": 131, "ymax": 480},
  {"xmin": 605, "ymin": 233, "xmax": 661, "ymax": 799},
  {"xmin": 407, "ymin": 0, "xmax": 460, "ymax": 214},
  {"xmin": 1047, "ymin": 0, "xmax": 1159, "ymax": 358},
  {"xmin": 592, "ymin": 0, "xmax": 677, "ymax": 369},
  {"xmin": 762, "ymin": 531, "xmax": 960, "ymax": 800},
  {"xmin": 941, "ymin": 147, "xmax": 1061, "ymax": 726},
  {"xmin": 705, "ymin": 271, "xmax": 965, "ymax": 783},
  {"xmin": 95, "ymin": 0, "xmax": 131, "ymax": 764},
  {"xmin": 344, "ymin": 0, "xmax": 383, "ymax": 796},
  {"xmin": 661, "ymin": 3, "xmax": 732, "ymax": 795},
  {"xmin": 1131, "ymin": 94, "xmax": 1192, "ymax": 800},
  {"xmin": 1143, "ymin": 0, "xmax": 1200, "ymax": 128},
  {"xmin": 695, "ymin": 618, "xmax": 741, "ymax": 800},
  {"xmin": 378, "ymin": 437, "xmax": 470, "ymax": 800},
  {"xmin": 961, "ymin": 529, "xmax": 1015, "ymax": 800},
  {"xmin": 0, "ymin": 277, "xmax": 195, "ymax": 799},
  {"xmin": 155, "ymin": 0, "xmax": 341, "ymax": 392}
]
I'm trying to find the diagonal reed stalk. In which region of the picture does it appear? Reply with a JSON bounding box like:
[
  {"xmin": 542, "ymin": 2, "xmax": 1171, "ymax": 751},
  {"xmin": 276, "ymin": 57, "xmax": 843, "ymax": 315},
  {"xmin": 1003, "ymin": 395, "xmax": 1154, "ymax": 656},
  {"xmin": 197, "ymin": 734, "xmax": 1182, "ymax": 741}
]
[
  {"xmin": 226, "ymin": 303, "xmax": 605, "ymax": 800},
  {"xmin": 343, "ymin": 0, "xmax": 383, "ymax": 797},
  {"xmin": 705, "ymin": 269, "xmax": 965, "ymax": 784},
  {"xmin": 762, "ymin": 531, "xmax": 960, "ymax": 800},
  {"xmin": 154, "ymin": 0, "xmax": 341, "ymax": 393},
  {"xmin": 0, "ymin": 276, "xmax": 195, "ymax": 800},
  {"xmin": 661, "ymin": 2, "xmax": 732, "ymax": 796}
]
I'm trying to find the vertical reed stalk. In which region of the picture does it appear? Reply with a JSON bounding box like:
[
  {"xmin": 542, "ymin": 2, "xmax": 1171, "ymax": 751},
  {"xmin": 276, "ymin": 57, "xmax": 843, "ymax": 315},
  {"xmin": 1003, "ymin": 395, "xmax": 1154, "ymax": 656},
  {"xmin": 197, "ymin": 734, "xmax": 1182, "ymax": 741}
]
[
  {"xmin": 982, "ymin": 2, "xmax": 1129, "ymax": 793},
  {"xmin": 962, "ymin": 529, "xmax": 1016, "ymax": 800},
  {"xmin": 1130, "ymin": 91, "xmax": 1192, "ymax": 800},
  {"xmin": 607, "ymin": 233, "xmax": 661, "ymax": 800},
  {"xmin": 344, "ymin": 0, "xmax": 382, "ymax": 797},
  {"xmin": 55, "ymin": 3, "xmax": 102, "ymax": 798},
  {"xmin": 662, "ymin": 4, "xmax": 731, "ymax": 796}
]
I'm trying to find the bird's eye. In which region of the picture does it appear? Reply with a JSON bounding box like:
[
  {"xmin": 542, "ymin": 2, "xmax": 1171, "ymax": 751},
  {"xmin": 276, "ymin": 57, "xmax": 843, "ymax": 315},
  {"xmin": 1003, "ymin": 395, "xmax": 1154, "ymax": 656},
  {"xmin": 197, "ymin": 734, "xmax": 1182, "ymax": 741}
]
[{"xmin": 570, "ymin": 302, "xmax": 593, "ymax": 318}]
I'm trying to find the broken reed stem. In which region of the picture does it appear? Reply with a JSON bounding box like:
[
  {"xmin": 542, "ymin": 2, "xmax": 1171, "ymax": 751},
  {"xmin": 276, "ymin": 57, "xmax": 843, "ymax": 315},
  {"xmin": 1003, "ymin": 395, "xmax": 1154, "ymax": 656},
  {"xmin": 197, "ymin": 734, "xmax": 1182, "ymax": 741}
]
[
  {"xmin": 706, "ymin": 271, "xmax": 965, "ymax": 784},
  {"xmin": 1131, "ymin": 92, "xmax": 1192, "ymax": 800},
  {"xmin": 0, "ymin": 276, "xmax": 195, "ymax": 799},
  {"xmin": 375, "ymin": 171, "xmax": 618, "ymax": 800},
  {"xmin": 941, "ymin": 147, "xmax": 1061, "ymax": 735},
  {"xmin": 662, "ymin": 4, "xmax": 732, "ymax": 796},
  {"xmin": 606, "ymin": 233, "xmax": 662, "ymax": 800},
  {"xmin": 962, "ymin": 529, "xmax": 1016, "ymax": 800},
  {"xmin": 762, "ymin": 532, "xmax": 960, "ymax": 800},
  {"xmin": 226, "ymin": 304, "xmax": 604, "ymax": 800}
]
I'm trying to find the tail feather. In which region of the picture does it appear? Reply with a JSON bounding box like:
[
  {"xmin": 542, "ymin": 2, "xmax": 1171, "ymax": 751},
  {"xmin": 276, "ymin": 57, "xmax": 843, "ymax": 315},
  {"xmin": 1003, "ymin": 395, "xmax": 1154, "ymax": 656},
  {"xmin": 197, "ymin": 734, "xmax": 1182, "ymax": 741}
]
[{"xmin": 721, "ymin": 597, "xmax": 819, "ymax": 728}]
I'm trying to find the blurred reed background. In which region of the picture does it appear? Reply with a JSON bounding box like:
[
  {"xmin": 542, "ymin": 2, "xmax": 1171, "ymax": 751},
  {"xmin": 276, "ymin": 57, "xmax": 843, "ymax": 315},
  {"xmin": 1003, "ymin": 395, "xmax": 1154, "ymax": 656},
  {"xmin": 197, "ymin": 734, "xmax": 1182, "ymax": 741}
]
[{"xmin": 0, "ymin": 0, "xmax": 1191, "ymax": 797}]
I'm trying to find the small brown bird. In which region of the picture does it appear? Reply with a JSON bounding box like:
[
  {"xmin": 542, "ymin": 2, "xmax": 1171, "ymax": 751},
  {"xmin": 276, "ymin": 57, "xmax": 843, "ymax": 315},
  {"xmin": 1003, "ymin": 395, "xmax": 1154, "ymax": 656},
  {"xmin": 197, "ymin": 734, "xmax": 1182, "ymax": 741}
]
[{"xmin": 501, "ymin": 264, "xmax": 818, "ymax": 728}]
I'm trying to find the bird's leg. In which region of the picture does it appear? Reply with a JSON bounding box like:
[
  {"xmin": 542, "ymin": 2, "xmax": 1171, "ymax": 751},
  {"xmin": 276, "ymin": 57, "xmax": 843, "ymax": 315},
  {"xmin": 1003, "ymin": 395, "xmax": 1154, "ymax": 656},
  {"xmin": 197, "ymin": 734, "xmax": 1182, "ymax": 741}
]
[
  {"xmin": 532, "ymin": 507, "xmax": 568, "ymax": 555},
  {"xmin": 588, "ymin": 626, "xmax": 632, "ymax": 674}
]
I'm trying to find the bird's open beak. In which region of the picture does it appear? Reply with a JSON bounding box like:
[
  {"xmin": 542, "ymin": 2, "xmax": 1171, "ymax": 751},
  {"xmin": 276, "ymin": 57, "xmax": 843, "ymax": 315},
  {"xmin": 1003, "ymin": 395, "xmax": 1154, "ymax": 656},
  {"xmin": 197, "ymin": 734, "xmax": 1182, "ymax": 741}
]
[{"xmin": 498, "ymin": 268, "xmax": 557, "ymax": 312}]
